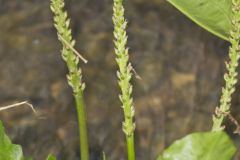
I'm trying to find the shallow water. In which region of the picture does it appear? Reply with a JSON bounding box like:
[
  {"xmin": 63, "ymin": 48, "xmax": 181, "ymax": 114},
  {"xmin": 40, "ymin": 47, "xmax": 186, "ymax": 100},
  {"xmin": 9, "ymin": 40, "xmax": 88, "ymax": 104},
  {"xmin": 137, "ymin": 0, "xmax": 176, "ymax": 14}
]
[{"xmin": 0, "ymin": 0, "xmax": 239, "ymax": 159}]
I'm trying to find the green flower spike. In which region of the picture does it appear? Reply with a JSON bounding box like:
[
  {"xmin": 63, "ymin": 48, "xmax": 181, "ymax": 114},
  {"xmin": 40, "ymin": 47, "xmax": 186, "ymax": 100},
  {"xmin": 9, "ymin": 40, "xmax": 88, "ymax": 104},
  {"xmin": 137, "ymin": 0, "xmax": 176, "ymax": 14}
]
[
  {"xmin": 113, "ymin": 0, "xmax": 136, "ymax": 160},
  {"xmin": 212, "ymin": 0, "xmax": 240, "ymax": 131},
  {"xmin": 50, "ymin": 0, "xmax": 89, "ymax": 159}
]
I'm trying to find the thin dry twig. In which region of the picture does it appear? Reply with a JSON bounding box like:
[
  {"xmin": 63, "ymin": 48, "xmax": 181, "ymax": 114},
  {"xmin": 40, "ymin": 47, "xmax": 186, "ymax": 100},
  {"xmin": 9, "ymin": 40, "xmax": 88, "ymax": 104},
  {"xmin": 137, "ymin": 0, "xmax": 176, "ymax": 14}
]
[
  {"xmin": 227, "ymin": 113, "xmax": 240, "ymax": 134},
  {"xmin": 0, "ymin": 101, "xmax": 36, "ymax": 114},
  {"xmin": 129, "ymin": 63, "xmax": 142, "ymax": 80},
  {"xmin": 58, "ymin": 34, "xmax": 88, "ymax": 64}
]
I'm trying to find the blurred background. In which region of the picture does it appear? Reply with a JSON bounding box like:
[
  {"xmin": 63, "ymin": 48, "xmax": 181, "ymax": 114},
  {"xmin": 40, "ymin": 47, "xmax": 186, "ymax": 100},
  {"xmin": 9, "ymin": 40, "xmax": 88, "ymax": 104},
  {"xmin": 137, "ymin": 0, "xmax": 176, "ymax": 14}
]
[{"xmin": 0, "ymin": 0, "xmax": 239, "ymax": 159}]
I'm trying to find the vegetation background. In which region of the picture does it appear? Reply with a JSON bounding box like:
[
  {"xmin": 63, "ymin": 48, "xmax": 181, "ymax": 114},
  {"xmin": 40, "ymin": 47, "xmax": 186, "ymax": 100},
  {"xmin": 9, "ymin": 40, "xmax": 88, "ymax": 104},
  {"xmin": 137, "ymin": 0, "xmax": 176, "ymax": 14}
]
[{"xmin": 0, "ymin": 0, "xmax": 239, "ymax": 159}]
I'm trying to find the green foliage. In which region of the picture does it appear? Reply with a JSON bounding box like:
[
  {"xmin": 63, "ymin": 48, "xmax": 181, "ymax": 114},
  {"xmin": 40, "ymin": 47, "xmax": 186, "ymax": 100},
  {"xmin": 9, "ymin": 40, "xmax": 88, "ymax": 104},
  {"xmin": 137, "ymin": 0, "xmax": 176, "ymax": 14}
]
[
  {"xmin": 157, "ymin": 131, "xmax": 236, "ymax": 160},
  {"xmin": 0, "ymin": 121, "xmax": 23, "ymax": 160},
  {"xmin": 50, "ymin": 0, "xmax": 89, "ymax": 159},
  {"xmin": 167, "ymin": 0, "xmax": 231, "ymax": 41},
  {"xmin": 2, "ymin": 0, "xmax": 240, "ymax": 160},
  {"xmin": 162, "ymin": 1, "xmax": 239, "ymax": 159},
  {"xmin": 167, "ymin": 0, "xmax": 240, "ymax": 132},
  {"xmin": 0, "ymin": 121, "xmax": 56, "ymax": 160},
  {"xmin": 212, "ymin": 0, "xmax": 240, "ymax": 131},
  {"xmin": 113, "ymin": 0, "xmax": 136, "ymax": 159}
]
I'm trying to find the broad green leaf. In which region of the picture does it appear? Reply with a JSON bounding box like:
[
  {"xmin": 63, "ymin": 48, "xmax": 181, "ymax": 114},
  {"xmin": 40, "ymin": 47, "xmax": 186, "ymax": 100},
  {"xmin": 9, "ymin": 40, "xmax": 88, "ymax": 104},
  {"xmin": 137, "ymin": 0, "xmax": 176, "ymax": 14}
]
[
  {"xmin": 46, "ymin": 154, "xmax": 56, "ymax": 160},
  {"xmin": 0, "ymin": 121, "xmax": 57, "ymax": 160},
  {"xmin": 157, "ymin": 131, "xmax": 236, "ymax": 160},
  {"xmin": 167, "ymin": 0, "xmax": 231, "ymax": 41},
  {"xmin": 0, "ymin": 121, "xmax": 24, "ymax": 160}
]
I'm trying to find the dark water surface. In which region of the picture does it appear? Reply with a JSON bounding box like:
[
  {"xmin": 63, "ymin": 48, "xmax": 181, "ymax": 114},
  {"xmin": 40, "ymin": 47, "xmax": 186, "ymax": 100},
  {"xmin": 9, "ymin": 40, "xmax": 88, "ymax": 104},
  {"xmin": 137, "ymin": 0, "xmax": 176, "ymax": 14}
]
[{"xmin": 0, "ymin": 0, "xmax": 239, "ymax": 159}]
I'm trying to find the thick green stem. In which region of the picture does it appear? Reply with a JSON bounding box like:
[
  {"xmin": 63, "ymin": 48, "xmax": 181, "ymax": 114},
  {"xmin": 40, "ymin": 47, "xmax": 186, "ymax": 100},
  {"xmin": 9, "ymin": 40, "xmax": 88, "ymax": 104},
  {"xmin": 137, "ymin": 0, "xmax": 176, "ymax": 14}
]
[
  {"xmin": 75, "ymin": 92, "xmax": 89, "ymax": 160},
  {"xmin": 127, "ymin": 135, "xmax": 135, "ymax": 160}
]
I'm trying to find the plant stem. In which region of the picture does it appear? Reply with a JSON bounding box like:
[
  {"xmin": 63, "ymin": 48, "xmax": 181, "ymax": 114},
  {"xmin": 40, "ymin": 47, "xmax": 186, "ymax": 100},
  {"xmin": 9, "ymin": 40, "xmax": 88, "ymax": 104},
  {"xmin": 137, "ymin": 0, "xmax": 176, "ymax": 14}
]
[
  {"xmin": 127, "ymin": 135, "xmax": 135, "ymax": 160},
  {"xmin": 76, "ymin": 92, "xmax": 89, "ymax": 160},
  {"xmin": 112, "ymin": 0, "xmax": 136, "ymax": 159},
  {"xmin": 212, "ymin": 0, "xmax": 240, "ymax": 131},
  {"xmin": 50, "ymin": 0, "xmax": 89, "ymax": 159}
]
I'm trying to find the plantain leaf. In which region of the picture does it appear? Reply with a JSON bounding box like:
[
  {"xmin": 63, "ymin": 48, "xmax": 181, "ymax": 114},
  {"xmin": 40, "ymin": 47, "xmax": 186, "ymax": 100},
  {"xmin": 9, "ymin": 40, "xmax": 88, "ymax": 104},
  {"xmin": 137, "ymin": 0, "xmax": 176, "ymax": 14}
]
[
  {"xmin": 167, "ymin": 0, "xmax": 232, "ymax": 41},
  {"xmin": 0, "ymin": 121, "xmax": 24, "ymax": 160},
  {"xmin": 157, "ymin": 131, "xmax": 236, "ymax": 160},
  {"xmin": 0, "ymin": 121, "xmax": 57, "ymax": 160}
]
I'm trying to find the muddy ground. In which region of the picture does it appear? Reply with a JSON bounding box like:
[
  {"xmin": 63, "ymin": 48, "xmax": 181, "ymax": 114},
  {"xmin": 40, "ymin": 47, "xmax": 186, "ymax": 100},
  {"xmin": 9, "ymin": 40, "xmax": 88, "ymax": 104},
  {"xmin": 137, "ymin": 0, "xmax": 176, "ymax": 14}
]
[{"xmin": 0, "ymin": 0, "xmax": 239, "ymax": 160}]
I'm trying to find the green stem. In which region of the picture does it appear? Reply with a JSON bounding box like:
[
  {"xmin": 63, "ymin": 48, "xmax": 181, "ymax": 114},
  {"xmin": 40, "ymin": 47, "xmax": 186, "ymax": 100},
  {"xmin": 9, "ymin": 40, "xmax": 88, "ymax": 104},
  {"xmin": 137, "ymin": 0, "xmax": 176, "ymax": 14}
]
[
  {"xmin": 75, "ymin": 92, "xmax": 89, "ymax": 160},
  {"xmin": 127, "ymin": 135, "xmax": 135, "ymax": 160}
]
